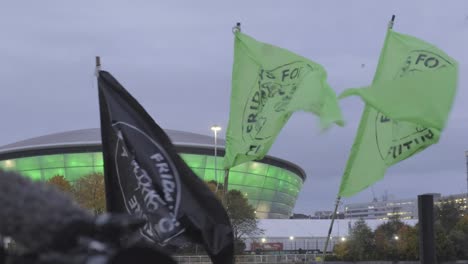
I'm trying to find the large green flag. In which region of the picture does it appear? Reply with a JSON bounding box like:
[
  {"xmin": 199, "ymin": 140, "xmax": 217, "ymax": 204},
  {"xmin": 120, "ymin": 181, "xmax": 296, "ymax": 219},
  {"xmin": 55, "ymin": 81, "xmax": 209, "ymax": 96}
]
[
  {"xmin": 338, "ymin": 29, "xmax": 458, "ymax": 197},
  {"xmin": 224, "ymin": 32, "xmax": 344, "ymax": 169}
]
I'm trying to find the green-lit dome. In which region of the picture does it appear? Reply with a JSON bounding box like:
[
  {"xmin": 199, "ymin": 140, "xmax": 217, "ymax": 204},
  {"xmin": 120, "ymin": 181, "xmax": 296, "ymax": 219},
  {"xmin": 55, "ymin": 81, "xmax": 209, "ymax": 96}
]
[{"xmin": 0, "ymin": 128, "xmax": 306, "ymax": 219}]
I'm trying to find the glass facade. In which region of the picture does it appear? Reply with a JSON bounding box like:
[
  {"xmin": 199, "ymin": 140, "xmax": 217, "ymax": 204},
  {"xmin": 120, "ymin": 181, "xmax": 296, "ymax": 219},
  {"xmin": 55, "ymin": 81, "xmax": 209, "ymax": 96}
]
[{"xmin": 0, "ymin": 152, "xmax": 303, "ymax": 219}]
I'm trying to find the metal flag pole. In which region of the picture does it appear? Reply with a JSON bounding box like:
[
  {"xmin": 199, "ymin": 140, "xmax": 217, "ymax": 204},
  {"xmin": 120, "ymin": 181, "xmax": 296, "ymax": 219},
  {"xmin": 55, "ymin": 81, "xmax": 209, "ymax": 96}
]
[
  {"xmin": 223, "ymin": 21, "xmax": 241, "ymax": 204},
  {"xmin": 95, "ymin": 55, "xmax": 115, "ymax": 213},
  {"xmin": 232, "ymin": 22, "xmax": 241, "ymax": 33},
  {"xmin": 388, "ymin": 14, "xmax": 396, "ymax": 29},
  {"xmin": 211, "ymin": 125, "xmax": 221, "ymax": 192},
  {"xmin": 321, "ymin": 196, "xmax": 341, "ymax": 258},
  {"xmin": 223, "ymin": 169, "xmax": 230, "ymax": 204},
  {"xmin": 95, "ymin": 56, "xmax": 101, "ymax": 76},
  {"xmin": 320, "ymin": 14, "xmax": 396, "ymax": 261}
]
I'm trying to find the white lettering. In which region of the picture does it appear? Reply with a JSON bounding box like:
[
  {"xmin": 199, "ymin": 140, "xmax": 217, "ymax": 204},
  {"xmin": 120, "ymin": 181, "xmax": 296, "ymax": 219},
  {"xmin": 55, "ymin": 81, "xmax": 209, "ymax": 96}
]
[
  {"xmin": 162, "ymin": 179, "xmax": 176, "ymax": 202},
  {"xmin": 156, "ymin": 163, "xmax": 170, "ymax": 173},
  {"xmin": 131, "ymin": 160, "xmax": 163, "ymax": 211},
  {"xmin": 150, "ymin": 153, "xmax": 164, "ymax": 162}
]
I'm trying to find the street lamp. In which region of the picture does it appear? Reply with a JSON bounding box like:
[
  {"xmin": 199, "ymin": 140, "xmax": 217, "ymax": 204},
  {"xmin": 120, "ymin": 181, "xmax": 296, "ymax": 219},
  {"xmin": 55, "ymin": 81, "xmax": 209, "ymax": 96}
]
[
  {"xmin": 289, "ymin": 236, "xmax": 296, "ymax": 250},
  {"xmin": 261, "ymin": 238, "xmax": 266, "ymax": 243},
  {"xmin": 394, "ymin": 235, "xmax": 399, "ymax": 240},
  {"xmin": 211, "ymin": 125, "xmax": 221, "ymax": 191},
  {"xmin": 341, "ymin": 237, "xmax": 346, "ymax": 242}
]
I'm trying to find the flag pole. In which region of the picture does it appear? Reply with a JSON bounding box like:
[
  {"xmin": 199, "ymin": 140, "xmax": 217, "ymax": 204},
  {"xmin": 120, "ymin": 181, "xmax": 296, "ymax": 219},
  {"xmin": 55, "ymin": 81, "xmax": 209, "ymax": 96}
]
[
  {"xmin": 223, "ymin": 21, "xmax": 241, "ymax": 203},
  {"xmin": 95, "ymin": 56, "xmax": 101, "ymax": 76},
  {"xmin": 95, "ymin": 55, "xmax": 113, "ymax": 212},
  {"xmin": 320, "ymin": 14, "xmax": 396, "ymax": 261},
  {"xmin": 321, "ymin": 196, "xmax": 341, "ymax": 258},
  {"xmin": 223, "ymin": 169, "xmax": 230, "ymax": 203},
  {"xmin": 389, "ymin": 14, "xmax": 396, "ymax": 29},
  {"xmin": 232, "ymin": 22, "xmax": 241, "ymax": 33}
]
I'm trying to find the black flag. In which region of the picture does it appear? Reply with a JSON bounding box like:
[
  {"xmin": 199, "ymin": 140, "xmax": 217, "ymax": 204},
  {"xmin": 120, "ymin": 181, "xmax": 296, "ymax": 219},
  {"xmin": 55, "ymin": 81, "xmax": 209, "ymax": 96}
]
[{"xmin": 97, "ymin": 70, "xmax": 234, "ymax": 263}]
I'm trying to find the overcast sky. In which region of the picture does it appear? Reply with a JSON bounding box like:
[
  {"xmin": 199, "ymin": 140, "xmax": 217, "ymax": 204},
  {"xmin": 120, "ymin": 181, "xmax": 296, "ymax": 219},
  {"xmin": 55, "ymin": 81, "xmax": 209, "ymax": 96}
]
[{"xmin": 1, "ymin": 1, "xmax": 467, "ymax": 213}]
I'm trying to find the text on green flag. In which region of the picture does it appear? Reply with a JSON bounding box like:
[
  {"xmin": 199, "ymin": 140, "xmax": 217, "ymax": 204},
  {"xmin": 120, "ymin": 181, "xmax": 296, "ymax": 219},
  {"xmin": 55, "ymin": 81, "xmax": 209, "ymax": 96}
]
[
  {"xmin": 224, "ymin": 32, "xmax": 344, "ymax": 169},
  {"xmin": 339, "ymin": 29, "xmax": 458, "ymax": 197}
]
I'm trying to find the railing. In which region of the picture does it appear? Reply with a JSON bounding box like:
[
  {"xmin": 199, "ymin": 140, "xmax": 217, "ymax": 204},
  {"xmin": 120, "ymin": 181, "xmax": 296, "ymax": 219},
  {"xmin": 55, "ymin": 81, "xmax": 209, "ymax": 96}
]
[{"xmin": 174, "ymin": 254, "xmax": 319, "ymax": 263}]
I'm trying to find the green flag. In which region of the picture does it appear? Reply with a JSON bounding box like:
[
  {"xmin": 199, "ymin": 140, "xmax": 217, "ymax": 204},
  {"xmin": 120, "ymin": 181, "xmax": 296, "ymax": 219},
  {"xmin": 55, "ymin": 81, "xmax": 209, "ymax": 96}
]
[
  {"xmin": 224, "ymin": 31, "xmax": 344, "ymax": 169},
  {"xmin": 338, "ymin": 29, "xmax": 458, "ymax": 197}
]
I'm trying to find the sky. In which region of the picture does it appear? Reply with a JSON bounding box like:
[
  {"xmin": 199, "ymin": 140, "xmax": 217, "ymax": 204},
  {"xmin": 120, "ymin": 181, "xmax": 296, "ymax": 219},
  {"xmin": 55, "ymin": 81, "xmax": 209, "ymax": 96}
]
[{"xmin": 0, "ymin": 1, "xmax": 467, "ymax": 213}]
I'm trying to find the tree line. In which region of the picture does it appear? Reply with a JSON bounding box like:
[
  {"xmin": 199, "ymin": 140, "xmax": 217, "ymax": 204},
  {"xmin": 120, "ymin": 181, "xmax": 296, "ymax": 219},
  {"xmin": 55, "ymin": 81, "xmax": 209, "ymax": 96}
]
[
  {"xmin": 333, "ymin": 200, "xmax": 468, "ymax": 261},
  {"xmin": 47, "ymin": 175, "xmax": 262, "ymax": 254}
]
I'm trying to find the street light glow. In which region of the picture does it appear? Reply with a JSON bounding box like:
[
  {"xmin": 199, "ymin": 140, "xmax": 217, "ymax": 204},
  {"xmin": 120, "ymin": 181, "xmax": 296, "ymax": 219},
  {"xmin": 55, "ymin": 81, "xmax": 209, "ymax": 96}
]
[
  {"xmin": 211, "ymin": 125, "xmax": 221, "ymax": 132},
  {"xmin": 289, "ymin": 236, "xmax": 294, "ymax": 240},
  {"xmin": 341, "ymin": 237, "xmax": 346, "ymax": 242},
  {"xmin": 210, "ymin": 125, "xmax": 222, "ymax": 193},
  {"xmin": 261, "ymin": 238, "xmax": 266, "ymax": 243},
  {"xmin": 394, "ymin": 235, "xmax": 399, "ymax": 240}
]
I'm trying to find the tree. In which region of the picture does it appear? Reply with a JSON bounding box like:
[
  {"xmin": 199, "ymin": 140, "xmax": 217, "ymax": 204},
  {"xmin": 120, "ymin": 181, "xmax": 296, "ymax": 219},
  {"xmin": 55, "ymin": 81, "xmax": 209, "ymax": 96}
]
[
  {"xmin": 333, "ymin": 241, "xmax": 350, "ymax": 260},
  {"xmin": 436, "ymin": 199, "xmax": 464, "ymax": 233},
  {"xmin": 349, "ymin": 219, "xmax": 376, "ymax": 260},
  {"xmin": 396, "ymin": 224, "xmax": 418, "ymax": 260},
  {"xmin": 374, "ymin": 217, "xmax": 405, "ymax": 260},
  {"xmin": 434, "ymin": 199, "xmax": 466, "ymax": 261},
  {"xmin": 73, "ymin": 173, "xmax": 106, "ymax": 215},
  {"xmin": 225, "ymin": 190, "xmax": 263, "ymax": 241},
  {"xmin": 450, "ymin": 216, "xmax": 468, "ymax": 259},
  {"xmin": 335, "ymin": 219, "xmax": 375, "ymax": 261},
  {"xmin": 435, "ymin": 222, "xmax": 457, "ymax": 262},
  {"xmin": 205, "ymin": 180, "xmax": 223, "ymax": 200},
  {"xmin": 47, "ymin": 175, "xmax": 73, "ymax": 194},
  {"xmin": 203, "ymin": 182, "xmax": 263, "ymax": 254}
]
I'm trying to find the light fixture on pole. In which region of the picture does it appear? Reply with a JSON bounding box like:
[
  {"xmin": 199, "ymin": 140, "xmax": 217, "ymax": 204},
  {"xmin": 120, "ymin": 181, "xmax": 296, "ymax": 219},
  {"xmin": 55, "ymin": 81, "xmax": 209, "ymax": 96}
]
[
  {"xmin": 211, "ymin": 125, "xmax": 221, "ymax": 192},
  {"xmin": 289, "ymin": 236, "xmax": 295, "ymax": 250}
]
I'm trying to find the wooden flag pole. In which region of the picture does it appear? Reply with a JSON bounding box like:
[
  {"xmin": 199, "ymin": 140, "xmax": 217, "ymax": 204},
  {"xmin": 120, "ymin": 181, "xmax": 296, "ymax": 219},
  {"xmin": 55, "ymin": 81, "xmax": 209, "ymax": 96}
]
[{"xmin": 320, "ymin": 14, "xmax": 396, "ymax": 261}]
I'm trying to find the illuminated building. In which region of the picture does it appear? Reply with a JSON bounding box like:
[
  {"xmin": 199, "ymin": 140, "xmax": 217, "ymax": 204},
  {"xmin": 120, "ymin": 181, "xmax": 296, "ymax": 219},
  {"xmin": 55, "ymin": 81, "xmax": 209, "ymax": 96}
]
[
  {"xmin": 0, "ymin": 128, "xmax": 305, "ymax": 219},
  {"xmin": 344, "ymin": 193, "xmax": 467, "ymax": 220}
]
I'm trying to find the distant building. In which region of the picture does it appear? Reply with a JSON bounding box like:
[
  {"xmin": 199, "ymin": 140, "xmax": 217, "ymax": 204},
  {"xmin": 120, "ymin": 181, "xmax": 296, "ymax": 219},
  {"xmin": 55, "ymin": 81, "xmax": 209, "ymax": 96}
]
[
  {"xmin": 309, "ymin": 211, "xmax": 344, "ymax": 219},
  {"xmin": 436, "ymin": 193, "xmax": 468, "ymax": 212},
  {"xmin": 245, "ymin": 219, "xmax": 417, "ymax": 252},
  {"xmin": 344, "ymin": 193, "xmax": 467, "ymax": 220},
  {"xmin": 290, "ymin": 213, "xmax": 311, "ymax": 219}
]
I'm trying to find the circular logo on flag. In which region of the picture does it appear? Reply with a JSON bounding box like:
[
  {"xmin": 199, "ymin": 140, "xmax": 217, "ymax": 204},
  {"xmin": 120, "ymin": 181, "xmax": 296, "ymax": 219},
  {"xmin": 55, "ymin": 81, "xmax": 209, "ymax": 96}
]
[
  {"xmin": 112, "ymin": 122, "xmax": 184, "ymax": 244},
  {"xmin": 375, "ymin": 51, "xmax": 453, "ymax": 164},
  {"xmin": 240, "ymin": 62, "xmax": 318, "ymax": 159}
]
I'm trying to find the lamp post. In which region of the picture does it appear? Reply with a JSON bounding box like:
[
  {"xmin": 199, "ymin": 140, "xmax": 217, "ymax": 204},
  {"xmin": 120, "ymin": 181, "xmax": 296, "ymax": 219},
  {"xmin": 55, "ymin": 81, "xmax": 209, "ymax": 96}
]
[
  {"xmin": 289, "ymin": 236, "xmax": 295, "ymax": 251},
  {"xmin": 211, "ymin": 125, "xmax": 221, "ymax": 191}
]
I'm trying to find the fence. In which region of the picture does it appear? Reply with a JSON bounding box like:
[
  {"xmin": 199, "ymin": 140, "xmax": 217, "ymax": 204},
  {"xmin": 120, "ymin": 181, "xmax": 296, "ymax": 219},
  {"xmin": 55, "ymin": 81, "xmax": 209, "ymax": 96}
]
[
  {"xmin": 174, "ymin": 254, "xmax": 318, "ymax": 263},
  {"xmin": 173, "ymin": 255, "xmax": 468, "ymax": 264}
]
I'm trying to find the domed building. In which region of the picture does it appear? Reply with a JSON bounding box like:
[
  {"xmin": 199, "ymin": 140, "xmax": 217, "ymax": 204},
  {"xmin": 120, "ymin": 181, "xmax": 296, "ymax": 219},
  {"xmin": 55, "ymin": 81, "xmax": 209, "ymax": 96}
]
[{"xmin": 0, "ymin": 128, "xmax": 306, "ymax": 219}]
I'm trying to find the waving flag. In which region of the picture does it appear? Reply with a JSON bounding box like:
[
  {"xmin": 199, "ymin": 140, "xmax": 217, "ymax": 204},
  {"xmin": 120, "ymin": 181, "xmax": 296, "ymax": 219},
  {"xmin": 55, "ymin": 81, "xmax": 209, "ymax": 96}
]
[
  {"xmin": 339, "ymin": 29, "xmax": 458, "ymax": 197},
  {"xmin": 98, "ymin": 70, "xmax": 234, "ymax": 263},
  {"xmin": 224, "ymin": 31, "xmax": 344, "ymax": 169}
]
